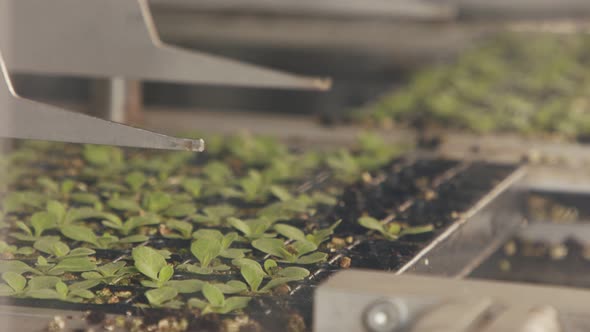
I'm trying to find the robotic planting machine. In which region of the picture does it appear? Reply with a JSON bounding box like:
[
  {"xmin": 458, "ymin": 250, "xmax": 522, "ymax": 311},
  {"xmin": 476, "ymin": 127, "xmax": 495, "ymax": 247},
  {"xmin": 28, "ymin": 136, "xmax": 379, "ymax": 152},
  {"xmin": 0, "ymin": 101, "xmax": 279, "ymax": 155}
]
[{"xmin": 2, "ymin": 1, "xmax": 590, "ymax": 331}]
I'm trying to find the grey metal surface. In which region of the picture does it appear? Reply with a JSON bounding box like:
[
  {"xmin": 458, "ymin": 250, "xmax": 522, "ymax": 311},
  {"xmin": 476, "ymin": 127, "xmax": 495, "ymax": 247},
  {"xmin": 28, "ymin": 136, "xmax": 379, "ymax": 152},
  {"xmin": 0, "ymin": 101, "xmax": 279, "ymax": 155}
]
[
  {"xmin": 150, "ymin": 0, "xmax": 456, "ymax": 21},
  {"xmin": 0, "ymin": 0, "xmax": 330, "ymax": 90},
  {"xmin": 315, "ymin": 271, "xmax": 590, "ymax": 332},
  {"xmin": 0, "ymin": 53, "xmax": 204, "ymax": 151},
  {"xmin": 0, "ymin": 304, "xmax": 127, "ymax": 332}
]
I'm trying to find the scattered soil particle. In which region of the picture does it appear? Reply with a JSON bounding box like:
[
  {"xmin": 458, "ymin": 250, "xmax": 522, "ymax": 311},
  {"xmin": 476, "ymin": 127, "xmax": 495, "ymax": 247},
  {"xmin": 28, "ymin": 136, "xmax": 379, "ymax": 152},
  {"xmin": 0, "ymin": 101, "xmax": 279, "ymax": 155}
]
[{"xmin": 85, "ymin": 310, "xmax": 106, "ymax": 325}]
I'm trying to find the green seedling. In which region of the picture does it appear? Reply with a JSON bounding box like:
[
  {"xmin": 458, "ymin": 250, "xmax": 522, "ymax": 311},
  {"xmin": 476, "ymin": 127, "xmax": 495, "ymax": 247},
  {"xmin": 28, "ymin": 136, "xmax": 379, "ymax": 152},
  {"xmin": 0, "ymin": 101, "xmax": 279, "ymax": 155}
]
[
  {"xmin": 15, "ymin": 276, "xmax": 97, "ymax": 302},
  {"xmin": 97, "ymin": 181, "xmax": 128, "ymax": 194},
  {"xmin": 0, "ymin": 260, "xmax": 43, "ymax": 275},
  {"xmin": 0, "ymin": 241, "xmax": 34, "ymax": 256},
  {"xmin": 354, "ymin": 132, "xmax": 402, "ymax": 171},
  {"xmin": 178, "ymin": 235, "xmax": 231, "ymax": 275},
  {"xmin": 227, "ymin": 217, "xmax": 276, "ymax": 241},
  {"xmin": 271, "ymin": 188, "xmax": 338, "ymax": 208},
  {"xmin": 34, "ymin": 236, "xmax": 95, "ymax": 259},
  {"xmin": 0, "ymin": 272, "xmax": 28, "ymax": 296},
  {"xmin": 163, "ymin": 203, "xmax": 196, "ymax": 218},
  {"xmin": 231, "ymin": 258, "xmax": 309, "ymax": 293},
  {"xmin": 202, "ymin": 162, "xmax": 233, "ymax": 188},
  {"xmin": 0, "ymin": 254, "xmax": 96, "ymax": 276},
  {"xmin": 3, "ymin": 191, "xmax": 47, "ymax": 213},
  {"xmin": 145, "ymin": 286, "xmax": 182, "ymax": 308},
  {"xmin": 358, "ymin": 216, "xmax": 434, "ymax": 240},
  {"xmin": 69, "ymin": 192, "xmax": 102, "ymax": 209},
  {"xmin": 83, "ymin": 144, "xmax": 123, "ymax": 167},
  {"xmin": 132, "ymin": 246, "xmax": 174, "ymax": 288},
  {"xmin": 0, "ymin": 272, "xmax": 97, "ymax": 302},
  {"xmin": 11, "ymin": 201, "xmax": 114, "ymax": 242},
  {"xmin": 61, "ymin": 224, "xmax": 148, "ymax": 249},
  {"xmin": 142, "ymin": 192, "xmax": 173, "ymax": 213},
  {"xmin": 222, "ymin": 170, "xmax": 269, "ymax": 202},
  {"xmin": 102, "ymin": 213, "xmax": 160, "ymax": 236},
  {"xmin": 125, "ymin": 171, "xmax": 147, "ymax": 192},
  {"xmin": 81, "ymin": 261, "xmax": 136, "ymax": 285},
  {"xmin": 252, "ymin": 238, "xmax": 327, "ymax": 265},
  {"xmin": 188, "ymin": 283, "xmax": 250, "ymax": 315},
  {"xmin": 36, "ymin": 177, "xmax": 76, "ymax": 199},
  {"xmin": 256, "ymin": 200, "xmax": 309, "ymax": 223},
  {"xmin": 35, "ymin": 254, "xmax": 97, "ymax": 276},
  {"xmin": 192, "ymin": 205, "xmax": 236, "ymax": 225},
  {"xmin": 227, "ymin": 133, "xmax": 287, "ymax": 166},
  {"xmin": 274, "ymin": 220, "xmax": 341, "ymax": 246},
  {"xmin": 326, "ymin": 149, "xmax": 361, "ymax": 183},
  {"xmin": 161, "ymin": 219, "xmax": 193, "ymax": 239},
  {"xmin": 181, "ymin": 178, "xmax": 203, "ymax": 198},
  {"xmin": 106, "ymin": 196, "xmax": 141, "ymax": 212},
  {"xmin": 192, "ymin": 229, "xmax": 249, "ymax": 259}
]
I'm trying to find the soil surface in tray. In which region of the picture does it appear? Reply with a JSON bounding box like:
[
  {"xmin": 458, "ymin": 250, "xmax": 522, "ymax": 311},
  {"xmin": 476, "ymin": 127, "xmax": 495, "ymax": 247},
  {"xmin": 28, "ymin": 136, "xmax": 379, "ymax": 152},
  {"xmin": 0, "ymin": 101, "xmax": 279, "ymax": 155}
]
[
  {"xmin": 470, "ymin": 237, "xmax": 590, "ymax": 289},
  {"xmin": 527, "ymin": 191, "xmax": 590, "ymax": 223},
  {"xmin": 0, "ymin": 136, "xmax": 517, "ymax": 331}
]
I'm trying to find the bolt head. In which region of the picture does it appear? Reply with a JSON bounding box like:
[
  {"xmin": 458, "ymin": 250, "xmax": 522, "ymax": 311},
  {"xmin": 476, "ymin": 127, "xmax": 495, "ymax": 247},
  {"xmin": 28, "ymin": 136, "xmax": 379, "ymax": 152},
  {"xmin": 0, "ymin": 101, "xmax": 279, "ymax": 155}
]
[{"xmin": 363, "ymin": 299, "xmax": 408, "ymax": 332}]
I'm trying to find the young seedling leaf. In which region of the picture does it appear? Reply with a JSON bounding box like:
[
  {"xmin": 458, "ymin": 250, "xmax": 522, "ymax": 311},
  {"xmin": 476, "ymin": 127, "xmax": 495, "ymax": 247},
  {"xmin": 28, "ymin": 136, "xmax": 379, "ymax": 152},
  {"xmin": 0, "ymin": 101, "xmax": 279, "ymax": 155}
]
[
  {"xmin": 295, "ymin": 252, "xmax": 328, "ymax": 264},
  {"xmin": 146, "ymin": 287, "xmax": 178, "ymax": 307},
  {"xmin": 202, "ymin": 283, "xmax": 224, "ymax": 307},
  {"xmin": 125, "ymin": 171, "xmax": 146, "ymax": 192},
  {"xmin": 107, "ymin": 198, "xmax": 141, "ymax": 212},
  {"xmin": 166, "ymin": 280, "xmax": 204, "ymax": 294},
  {"xmin": 277, "ymin": 267, "xmax": 310, "ymax": 279},
  {"xmin": 358, "ymin": 216, "xmax": 385, "ymax": 232},
  {"xmin": 2, "ymin": 272, "xmax": 26, "ymax": 292},
  {"xmin": 34, "ymin": 237, "xmax": 69, "ymax": 257},
  {"xmin": 28, "ymin": 276, "xmax": 61, "ymax": 290},
  {"xmin": 252, "ymin": 238, "xmax": 290, "ymax": 258},
  {"xmin": 50, "ymin": 257, "xmax": 97, "ymax": 273},
  {"xmin": 67, "ymin": 248, "xmax": 96, "ymax": 258},
  {"xmin": 132, "ymin": 246, "xmax": 167, "ymax": 281},
  {"xmin": 158, "ymin": 265, "xmax": 174, "ymax": 285},
  {"xmin": 292, "ymin": 240, "xmax": 318, "ymax": 257},
  {"xmin": 164, "ymin": 203, "xmax": 196, "ymax": 218},
  {"xmin": 191, "ymin": 238, "xmax": 222, "ymax": 268},
  {"xmin": 30, "ymin": 212, "xmax": 57, "ymax": 237},
  {"xmin": 56, "ymin": 281, "xmax": 68, "ymax": 299},
  {"xmin": 181, "ymin": 178, "xmax": 202, "ymax": 198},
  {"xmin": 47, "ymin": 200, "xmax": 66, "ymax": 224},
  {"xmin": 143, "ymin": 192, "xmax": 173, "ymax": 213},
  {"xmin": 274, "ymin": 224, "xmax": 306, "ymax": 242},
  {"xmin": 263, "ymin": 259, "xmax": 278, "ymax": 275},
  {"xmin": 218, "ymin": 297, "xmax": 251, "ymax": 314},
  {"xmin": 269, "ymin": 186, "xmax": 292, "ymax": 202},
  {"xmin": 162, "ymin": 220, "xmax": 193, "ymax": 239},
  {"xmin": 118, "ymin": 235, "xmax": 149, "ymax": 243},
  {"xmin": 61, "ymin": 225, "xmax": 98, "ymax": 247},
  {"xmin": 234, "ymin": 259, "xmax": 265, "ymax": 292},
  {"xmin": 214, "ymin": 280, "xmax": 248, "ymax": 294},
  {"xmin": 400, "ymin": 224, "xmax": 434, "ymax": 236},
  {"xmin": 0, "ymin": 260, "xmax": 41, "ymax": 275}
]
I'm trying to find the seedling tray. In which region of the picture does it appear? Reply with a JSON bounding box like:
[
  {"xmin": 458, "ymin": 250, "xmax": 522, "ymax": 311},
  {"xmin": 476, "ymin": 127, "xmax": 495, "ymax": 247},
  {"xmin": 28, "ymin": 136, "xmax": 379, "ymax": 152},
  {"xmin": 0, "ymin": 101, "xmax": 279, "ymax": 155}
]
[
  {"xmin": 469, "ymin": 187, "xmax": 590, "ymax": 289},
  {"xmin": 0, "ymin": 137, "xmax": 521, "ymax": 331}
]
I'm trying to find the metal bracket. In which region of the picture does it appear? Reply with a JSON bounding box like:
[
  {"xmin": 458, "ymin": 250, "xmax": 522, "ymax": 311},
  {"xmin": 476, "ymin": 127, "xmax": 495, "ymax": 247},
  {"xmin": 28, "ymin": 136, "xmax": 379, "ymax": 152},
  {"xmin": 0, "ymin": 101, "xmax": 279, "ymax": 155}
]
[
  {"xmin": 0, "ymin": 0, "xmax": 330, "ymax": 90},
  {"xmin": 0, "ymin": 0, "xmax": 330, "ymax": 149},
  {"xmin": 315, "ymin": 271, "xmax": 590, "ymax": 331},
  {"xmin": 0, "ymin": 53, "xmax": 204, "ymax": 151}
]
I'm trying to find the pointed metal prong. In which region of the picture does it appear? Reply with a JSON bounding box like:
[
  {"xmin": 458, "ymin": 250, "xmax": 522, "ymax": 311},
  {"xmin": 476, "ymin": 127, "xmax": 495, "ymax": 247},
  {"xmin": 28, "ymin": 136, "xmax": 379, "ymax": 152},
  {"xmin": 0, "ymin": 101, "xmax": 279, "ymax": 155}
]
[
  {"xmin": 0, "ymin": 52, "xmax": 205, "ymax": 151},
  {"xmin": 0, "ymin": 0, "xmax": 331, "ymax": 91}
]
